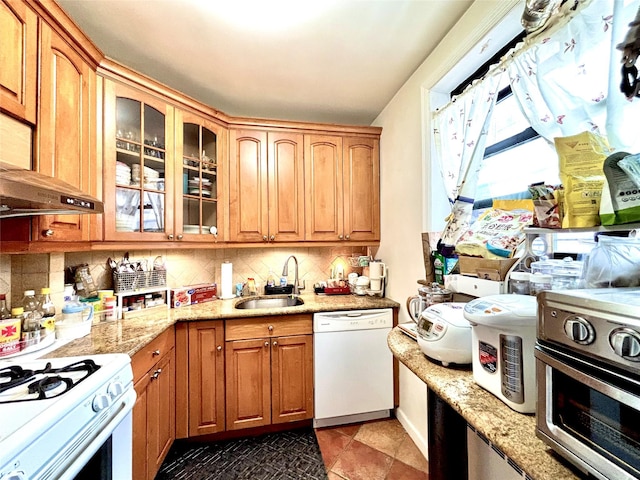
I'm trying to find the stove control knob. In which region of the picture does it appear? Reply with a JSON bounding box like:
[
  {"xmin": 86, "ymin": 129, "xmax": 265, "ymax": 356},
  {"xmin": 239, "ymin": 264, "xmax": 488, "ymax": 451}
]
[
  {"xmin": 4, "ymin": 471, "xmax": 27, "ymax": 480},
  {"xmin": 563, "ymin": 316, "xmax": 595, "ymax": 345},
  {"xmin": 108, "ymin": 381, "xmax": 124, "ymax": 400},
  {"xmin": 610, "ymin": 328, "xmax": 640, "ymax": 361},
  {"xmin": 92, "ymin": 393, "xmax": 111, "ymax": 412}
]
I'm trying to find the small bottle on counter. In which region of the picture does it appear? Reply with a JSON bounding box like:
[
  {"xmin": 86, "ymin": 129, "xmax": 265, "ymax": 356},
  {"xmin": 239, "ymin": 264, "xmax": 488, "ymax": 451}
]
[
  {"xmin": 508, "ymin": 272, "xmax": 531, "ymax": 295},
  {"xmin": 103, "ymin": 296, "xmax": 117, "ymax": 321},
  {"xmin": 0, "ymin": 294, "xmax": 11, "ymax": 319},
  {"xmin": 38, "ymin": 287, "xmax": 56, "ymax": 333}
]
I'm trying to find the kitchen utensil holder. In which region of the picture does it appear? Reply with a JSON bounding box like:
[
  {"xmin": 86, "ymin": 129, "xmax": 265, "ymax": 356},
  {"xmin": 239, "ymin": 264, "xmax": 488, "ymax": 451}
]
[{"xmin": 113, "ymin": 270, "xmax": 167, "ymax": 293}]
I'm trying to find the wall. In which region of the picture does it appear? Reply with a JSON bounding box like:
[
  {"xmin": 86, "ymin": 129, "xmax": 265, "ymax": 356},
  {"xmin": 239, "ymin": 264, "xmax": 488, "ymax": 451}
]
[
  {"xmin": 372, "ymin": 0, "xmax": 521, "ymax": 460},
  {"xmin": 1, "ymin": 245, "xmax": 366, "ymax": 310}
]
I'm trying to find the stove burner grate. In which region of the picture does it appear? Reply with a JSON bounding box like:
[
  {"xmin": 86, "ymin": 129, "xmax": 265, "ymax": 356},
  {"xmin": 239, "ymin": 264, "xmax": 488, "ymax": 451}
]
[{"xmin": 0, "ymin": 359, "xmax": 101, "ymax": 403}]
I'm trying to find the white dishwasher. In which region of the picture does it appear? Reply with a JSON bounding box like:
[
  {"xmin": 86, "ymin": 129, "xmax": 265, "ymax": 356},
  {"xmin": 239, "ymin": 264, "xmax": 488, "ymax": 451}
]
[{"xmin": 313, "ymin": 308, "xmax": 394, "ymax": 428}]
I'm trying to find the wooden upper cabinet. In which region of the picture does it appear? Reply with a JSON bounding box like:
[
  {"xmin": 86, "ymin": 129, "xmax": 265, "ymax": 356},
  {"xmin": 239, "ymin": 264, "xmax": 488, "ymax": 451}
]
[
  {"xmin": 304, "ymin": 135, "xmax": 343, "ymax": 241},
  {"xmin": 0, "ymin": 0, "xmax": 37, "ymax": 124},
  {"xmin": 229, "ymin": 129, "xmax": 304, "ymax": 242},
  {"xmin": 305, "ymin": 134, "xmax": 379, "ymax": 242},
  {"xmin": 35, "ymin": 19, "xmax": 96, "ymax": 242},
  {"xmin": 102, "ymin": 79, "xmax": 174, "ymax": 241},
  {"xmin": 175, "ymin": 110, "xmax": 225, "ymax": 242},
  {"xmin": 343, "ymin": 136, "xmax": 380, "ymax": 241}
]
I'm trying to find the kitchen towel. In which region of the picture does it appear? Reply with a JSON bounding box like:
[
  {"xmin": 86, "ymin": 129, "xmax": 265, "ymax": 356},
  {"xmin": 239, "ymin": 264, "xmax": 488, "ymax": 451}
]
[{"xmin": 220, "ymin": 261, "xmax": 234, "ymax": 299}]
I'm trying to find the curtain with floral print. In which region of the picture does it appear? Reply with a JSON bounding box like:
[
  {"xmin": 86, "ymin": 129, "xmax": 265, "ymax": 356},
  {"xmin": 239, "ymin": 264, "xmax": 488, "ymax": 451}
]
[
  {"xmin": 505, "ymin": 0, "xmax": 613, "ymax": 142},
  {"xmin": 432, "ymin": 71, "xmax": 503, "ymax": 245}
]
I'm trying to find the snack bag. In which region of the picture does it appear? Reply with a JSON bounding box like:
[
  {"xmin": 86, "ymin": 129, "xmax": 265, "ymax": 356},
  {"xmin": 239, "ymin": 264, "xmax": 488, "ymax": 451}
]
[
  {"xmin": 554, "ymin": 131, "xmax": 611, "ymax": 228},
  {"xmin": 528, "ymin": 182, "xmax": 562, "ymax": 228},
  {"xmin": 600, "ymin": 152, "xmax": 640, "ymax": 225},
  {"xmin": 454, "ymin": 208, "xmax": 533, "ymax": 259}
]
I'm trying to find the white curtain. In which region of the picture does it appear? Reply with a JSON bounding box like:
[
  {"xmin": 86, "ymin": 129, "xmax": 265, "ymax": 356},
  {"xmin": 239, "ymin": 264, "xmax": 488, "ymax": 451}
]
[
  {"xmin": 506, "ymin": 0, "xmax": 640, "ymax": 148},
  {"xmin": 432, "ymin": 70, "xmax": 504, "ymax": 245}
]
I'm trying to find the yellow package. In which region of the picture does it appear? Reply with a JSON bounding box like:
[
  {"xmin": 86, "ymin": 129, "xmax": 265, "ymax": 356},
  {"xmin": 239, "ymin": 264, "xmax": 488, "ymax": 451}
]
[
  {"xmin": 554, "ymin": 131, "xmax": 611, "ymax": 228},
  {"xmin": 492, "ymin": 199, "xmax": 534, "ymax": 212}
]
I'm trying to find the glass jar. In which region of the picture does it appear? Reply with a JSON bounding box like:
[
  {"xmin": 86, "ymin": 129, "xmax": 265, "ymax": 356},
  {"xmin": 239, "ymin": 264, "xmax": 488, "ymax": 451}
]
[
  {"xmin": 0, "ymin": 294, "xmax": 11, "ymax": 320},
  {"xmin": 509, "ymin": 272, "xmax": 531, "ymax": 295},
  {"xmin": 530, "ymin": 273, "xmax": 553, "ymax": 296}
]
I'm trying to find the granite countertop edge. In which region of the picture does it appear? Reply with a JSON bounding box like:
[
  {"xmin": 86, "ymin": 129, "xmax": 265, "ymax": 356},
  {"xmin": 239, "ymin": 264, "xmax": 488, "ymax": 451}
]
[
  {"xmin": 387, "ymin": 327, "xmax": 583, "ymax": 480},
  {"xmin": 46, "ymin": 293, "xmax": 399, "ymax": 359}
]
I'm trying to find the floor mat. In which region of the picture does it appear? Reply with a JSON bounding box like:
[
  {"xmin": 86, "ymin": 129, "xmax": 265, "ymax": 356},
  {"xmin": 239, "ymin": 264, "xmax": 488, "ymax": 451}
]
[{"xmin": 155, "ymin": 427, "xmax": 328, "ymax": 480}]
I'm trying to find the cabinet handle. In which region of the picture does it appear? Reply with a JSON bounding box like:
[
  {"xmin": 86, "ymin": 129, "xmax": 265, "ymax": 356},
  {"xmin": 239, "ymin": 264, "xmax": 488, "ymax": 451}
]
[
  {"xmin": 264, "ymin": 341, "xmax": 269, "ymax": 347},
  {"xmin": 273, "ymin": 341, "xmax": 278, "ymax": 347},
  {"xmin": 152, "ymin": 368, "xmax": 162, "ymax": 379},
  {"xmin": 263, "ymin": 235, "xmax": 268, "ymax": 241},
  {"xmin": 152, "ymin": 349, "xmax": 161, "ymax": 356},
  {"xmin": 217, "ymin": 345, "xmax": 222, "ymax": 352},
  {"xmin": 168, "ymin": 234, "xmax": 174, "ymax": 240},
  {"xmin": 270, "ymin": 235, "xmax": 275, "ymax": 241},
  {"xmin": 338, "ymin": 234, "xmax": 343, "ymax": 240},
  {"xmin": 43, "ymin": 229, "xmax": 54, "ymax": 237},
  {"xmin": 268, "ymin": 325, "xmax": 274, "ymax": 332}
]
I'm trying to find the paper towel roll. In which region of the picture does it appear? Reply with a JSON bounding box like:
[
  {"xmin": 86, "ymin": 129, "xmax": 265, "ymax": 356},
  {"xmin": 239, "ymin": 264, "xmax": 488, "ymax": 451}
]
[{"xmin": 220, "ymin": 262, "xmax": 234, "ymax": 299}]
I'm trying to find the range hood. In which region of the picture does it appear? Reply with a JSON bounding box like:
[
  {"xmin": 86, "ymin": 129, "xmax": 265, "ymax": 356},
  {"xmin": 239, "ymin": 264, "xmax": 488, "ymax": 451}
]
[{"xmin": 0, "ymin": 161, "xmax": 104, "ymax": 218}]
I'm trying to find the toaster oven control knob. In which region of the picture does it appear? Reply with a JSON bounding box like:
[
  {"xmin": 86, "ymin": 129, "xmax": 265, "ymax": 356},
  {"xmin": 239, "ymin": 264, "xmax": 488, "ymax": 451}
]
[
  {"xmin": 610, "ymin": 328, "xmax": 640, "ymax": 361},
  {"xmin": 563, "ymin": 316, "xmax": 595, "ymax": 345}
]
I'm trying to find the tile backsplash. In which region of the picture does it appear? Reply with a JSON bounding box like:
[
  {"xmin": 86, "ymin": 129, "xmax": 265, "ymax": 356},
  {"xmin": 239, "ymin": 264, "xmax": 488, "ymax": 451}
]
[{"xmin": 2, "ymin": 246, "xmax": 369, "ymax": 310}]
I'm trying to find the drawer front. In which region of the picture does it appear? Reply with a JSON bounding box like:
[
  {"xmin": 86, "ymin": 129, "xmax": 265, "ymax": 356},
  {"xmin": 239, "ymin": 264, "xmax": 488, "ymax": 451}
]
[
  {"xmin": 225, "ymin": 314, "xmax": 312, "ymax": 341},
  {"xmin": 132, "ymin": 327, "xmax": 175, "ymax": 382}
]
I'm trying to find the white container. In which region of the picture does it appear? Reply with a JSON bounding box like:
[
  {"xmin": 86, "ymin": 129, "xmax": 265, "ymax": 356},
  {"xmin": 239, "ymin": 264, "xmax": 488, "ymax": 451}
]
[
  {"xmin": 508, "ymin": 271, "xmax": 530, "ymax": 295},
  {"xmin": 463, "ymin": 294, "xmax": 537, "ymax": 414},
  {"xmin": 55, "ymin": 318, "xmax": 92, "ymax": 340},
  {"xmin": 417, "ymin": 303, "xmax": 472, "ymax": 366}
]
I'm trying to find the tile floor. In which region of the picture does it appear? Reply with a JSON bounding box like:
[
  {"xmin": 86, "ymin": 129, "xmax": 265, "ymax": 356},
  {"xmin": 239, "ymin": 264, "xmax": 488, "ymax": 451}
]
[{"xmin": 315, "ymin": 418, "xmax": 429, "ymax": 480}]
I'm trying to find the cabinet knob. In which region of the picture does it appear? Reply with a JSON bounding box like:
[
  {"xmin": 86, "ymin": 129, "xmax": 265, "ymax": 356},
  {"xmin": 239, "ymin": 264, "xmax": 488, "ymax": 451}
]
[
  {"xmin": 338, "ymin": 234, "xmax": 343, "ymax": 240},
  {"xmin": 345, "ymin": 234, "xmax": 350, "ymax": 240},
  {"xmin": 263, "ymin": 235, "xmax": 268, "ymax": 241},
  {"xmin": 168, "ymin": 234, "xmax": 174, "ymax": 240},
  {"xmin": 43, "ymin": 229, "xmax": 54, "ymax": 237},
  {"xmin": 177, "ymin": 234, "xmax": 183, "ymax": 240},
  {"xmin": 217, "ymin": 345, "xmax": 222, "ymax": 352},
  {"xmin": 270, "ymin": 235, "xmax": 275, "ymax": 241},
  {"xmin": 273, "ymin": 341, "xmax": 278, "ymax": 347},
  {"xmin": 152, "ymin": 349, "xmax": 161, "ymax": 356},
  {"xmin": 264, "ymin": 341, "xmax": 269, "ymax": 347},
  {"xmin": 151, "ymin": 368, "xmax": 162, "ymax": 379},
  {"xmin": 268, "ymin": 325, "xmax": 274, "ymax": 332}
]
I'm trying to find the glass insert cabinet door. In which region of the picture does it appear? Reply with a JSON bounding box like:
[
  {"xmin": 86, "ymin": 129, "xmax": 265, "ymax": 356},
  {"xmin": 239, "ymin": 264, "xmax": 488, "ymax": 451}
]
[
  {"xmin": 175, "ymin": 110, "xmax": 222, "ymax": 240},
  {"xmin": 104, "ymin": 80, "xmax": 174, "ymax": 240}
]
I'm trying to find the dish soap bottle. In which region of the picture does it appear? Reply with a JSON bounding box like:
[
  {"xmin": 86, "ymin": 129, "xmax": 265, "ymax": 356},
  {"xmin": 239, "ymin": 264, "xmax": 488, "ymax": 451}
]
[{"xmin": 267, "ymin": 270, "xmax": 276, "ymax": 287}]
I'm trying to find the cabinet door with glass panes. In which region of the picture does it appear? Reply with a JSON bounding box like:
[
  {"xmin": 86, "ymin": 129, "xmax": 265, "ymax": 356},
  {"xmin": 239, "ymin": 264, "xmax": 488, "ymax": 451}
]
[
  {"xmin": 175, "ymin": 109, "xmax": 224, "ymax": 242},
  {"xmin": 103, "ymin": 80, "xmax": 174, "ymax": 241}
]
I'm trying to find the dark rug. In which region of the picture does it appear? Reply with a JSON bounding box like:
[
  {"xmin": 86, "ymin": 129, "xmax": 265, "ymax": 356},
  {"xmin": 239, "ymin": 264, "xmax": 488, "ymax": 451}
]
[{"xmin": 155, "ymin": 427, "xmax": 328, "ymax": 480}]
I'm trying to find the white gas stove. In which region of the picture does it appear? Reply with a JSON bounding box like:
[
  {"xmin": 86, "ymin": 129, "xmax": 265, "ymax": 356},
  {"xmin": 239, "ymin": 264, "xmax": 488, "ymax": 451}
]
[{"xmin": 0, "ymin": 353, "xmax": 135, "ymax": 480}]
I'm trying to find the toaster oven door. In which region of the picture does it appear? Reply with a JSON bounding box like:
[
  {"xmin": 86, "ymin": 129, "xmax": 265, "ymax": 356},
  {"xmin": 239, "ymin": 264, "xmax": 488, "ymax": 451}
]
[{"xmin": 535, "ymin": 344, "xmax": 640, "ymax": 480}]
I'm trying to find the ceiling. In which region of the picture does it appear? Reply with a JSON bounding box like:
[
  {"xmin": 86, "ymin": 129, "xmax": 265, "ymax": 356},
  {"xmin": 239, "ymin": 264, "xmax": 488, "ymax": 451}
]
[{"xmin": 57, "ymin": 0, "xmax": 474, "ymax": 125}]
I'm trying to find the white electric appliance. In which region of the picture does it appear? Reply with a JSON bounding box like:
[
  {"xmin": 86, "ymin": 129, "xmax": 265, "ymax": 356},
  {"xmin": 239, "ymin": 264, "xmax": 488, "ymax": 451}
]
[
  {"xmin": 0, "ymin": 353, "xmax": 136, "ymax": 480},
  {"xmin": 313, "ymin": 309, "xmax": 394, "ymax": 428},
  {"xmin": 463, "ymin": 294, "xmax": 537, "ymax": 414},
  {"xmin": 417, "ymin": 302, "xmax": 472, "ymax": 366}
]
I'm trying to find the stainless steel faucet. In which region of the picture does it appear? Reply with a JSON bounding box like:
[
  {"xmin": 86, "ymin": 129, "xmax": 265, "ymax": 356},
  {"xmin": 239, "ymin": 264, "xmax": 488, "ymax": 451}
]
[{"xmin": 282, "ymin": 255, "xmax": 300, "ymax": 295}]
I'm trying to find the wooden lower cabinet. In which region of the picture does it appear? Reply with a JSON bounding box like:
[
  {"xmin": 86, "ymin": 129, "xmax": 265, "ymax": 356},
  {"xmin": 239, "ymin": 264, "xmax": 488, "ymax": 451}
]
[
  {"xmin": 132, "ymin": 328, "xmax": 175, "ymax": 480},
  {"xmin": 225, "ymin": 315, "xmax": 313, "ymax": 431}
]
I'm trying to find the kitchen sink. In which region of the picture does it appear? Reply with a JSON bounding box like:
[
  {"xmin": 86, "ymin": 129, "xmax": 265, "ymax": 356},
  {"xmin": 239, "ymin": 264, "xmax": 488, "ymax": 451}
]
[{"xmin": 234, "ymin": 296, "xmax": 304, "ymax": 310}]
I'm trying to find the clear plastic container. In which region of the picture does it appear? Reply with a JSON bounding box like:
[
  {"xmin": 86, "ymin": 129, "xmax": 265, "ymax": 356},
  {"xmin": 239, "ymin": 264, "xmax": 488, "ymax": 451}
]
[
  {"xmin": 509, "ymin": 271, "xmax": 531, "ymax": 295},
  {"xmin": 530, "ymin": 257, "xmax": 583, "ymax": 290},
  {"xmin": 530, "ymin": 273, "xmax": 553, "ymax": 295}
]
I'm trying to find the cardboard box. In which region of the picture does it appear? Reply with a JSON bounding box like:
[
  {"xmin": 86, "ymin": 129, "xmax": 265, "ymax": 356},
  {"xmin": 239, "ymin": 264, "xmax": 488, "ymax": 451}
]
[
  {"xmin": 457, "ymin": 256, "xmax": 520, "ymax": 281},
  {"xmin": 171, "ymin": 283, "xmax": 217, "ymax": 307}
]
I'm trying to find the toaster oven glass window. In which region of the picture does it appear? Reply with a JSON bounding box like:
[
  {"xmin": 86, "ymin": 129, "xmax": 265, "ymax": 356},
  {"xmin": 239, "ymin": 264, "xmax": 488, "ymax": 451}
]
[{"xmin": 552, "ymin": 368, "xmax": 640, "ymax": 476}]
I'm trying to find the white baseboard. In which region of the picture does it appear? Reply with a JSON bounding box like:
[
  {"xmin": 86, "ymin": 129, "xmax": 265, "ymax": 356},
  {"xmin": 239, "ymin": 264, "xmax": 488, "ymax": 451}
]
[{"xmin": 395, "ymin": 407, "xmax": 428, "ymax": 461}]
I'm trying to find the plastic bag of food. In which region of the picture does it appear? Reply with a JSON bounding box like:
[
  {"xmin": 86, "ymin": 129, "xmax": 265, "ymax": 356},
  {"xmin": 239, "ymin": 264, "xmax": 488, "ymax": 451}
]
[
  {"xmin": 583, "ymin": 234, "xmax": 640, "ymax": 288},
  {"xmin": 554, "ymin": 131, "xmax": 611, "ymax": 228},
  {"xmin": 454, "ymin": 208, "xmax": 533, "ymax": 259},
  {"xmin": 528, "ymin": 182, "xmax": 563, "ymax": 228},
  {"xmin": 600, "ymin": 152, "xmax": 640, "ymax": 225}
]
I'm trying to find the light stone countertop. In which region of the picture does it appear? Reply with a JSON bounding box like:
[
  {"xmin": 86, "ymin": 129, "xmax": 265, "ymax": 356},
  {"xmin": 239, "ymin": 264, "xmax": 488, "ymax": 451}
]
[
  {"xmin": 45, "ymin": 293, "xmax": 400, "ymax": 358},
  {"xmin": 387, "ymin": 327, "xmax": 585, "ymax": 480}
]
